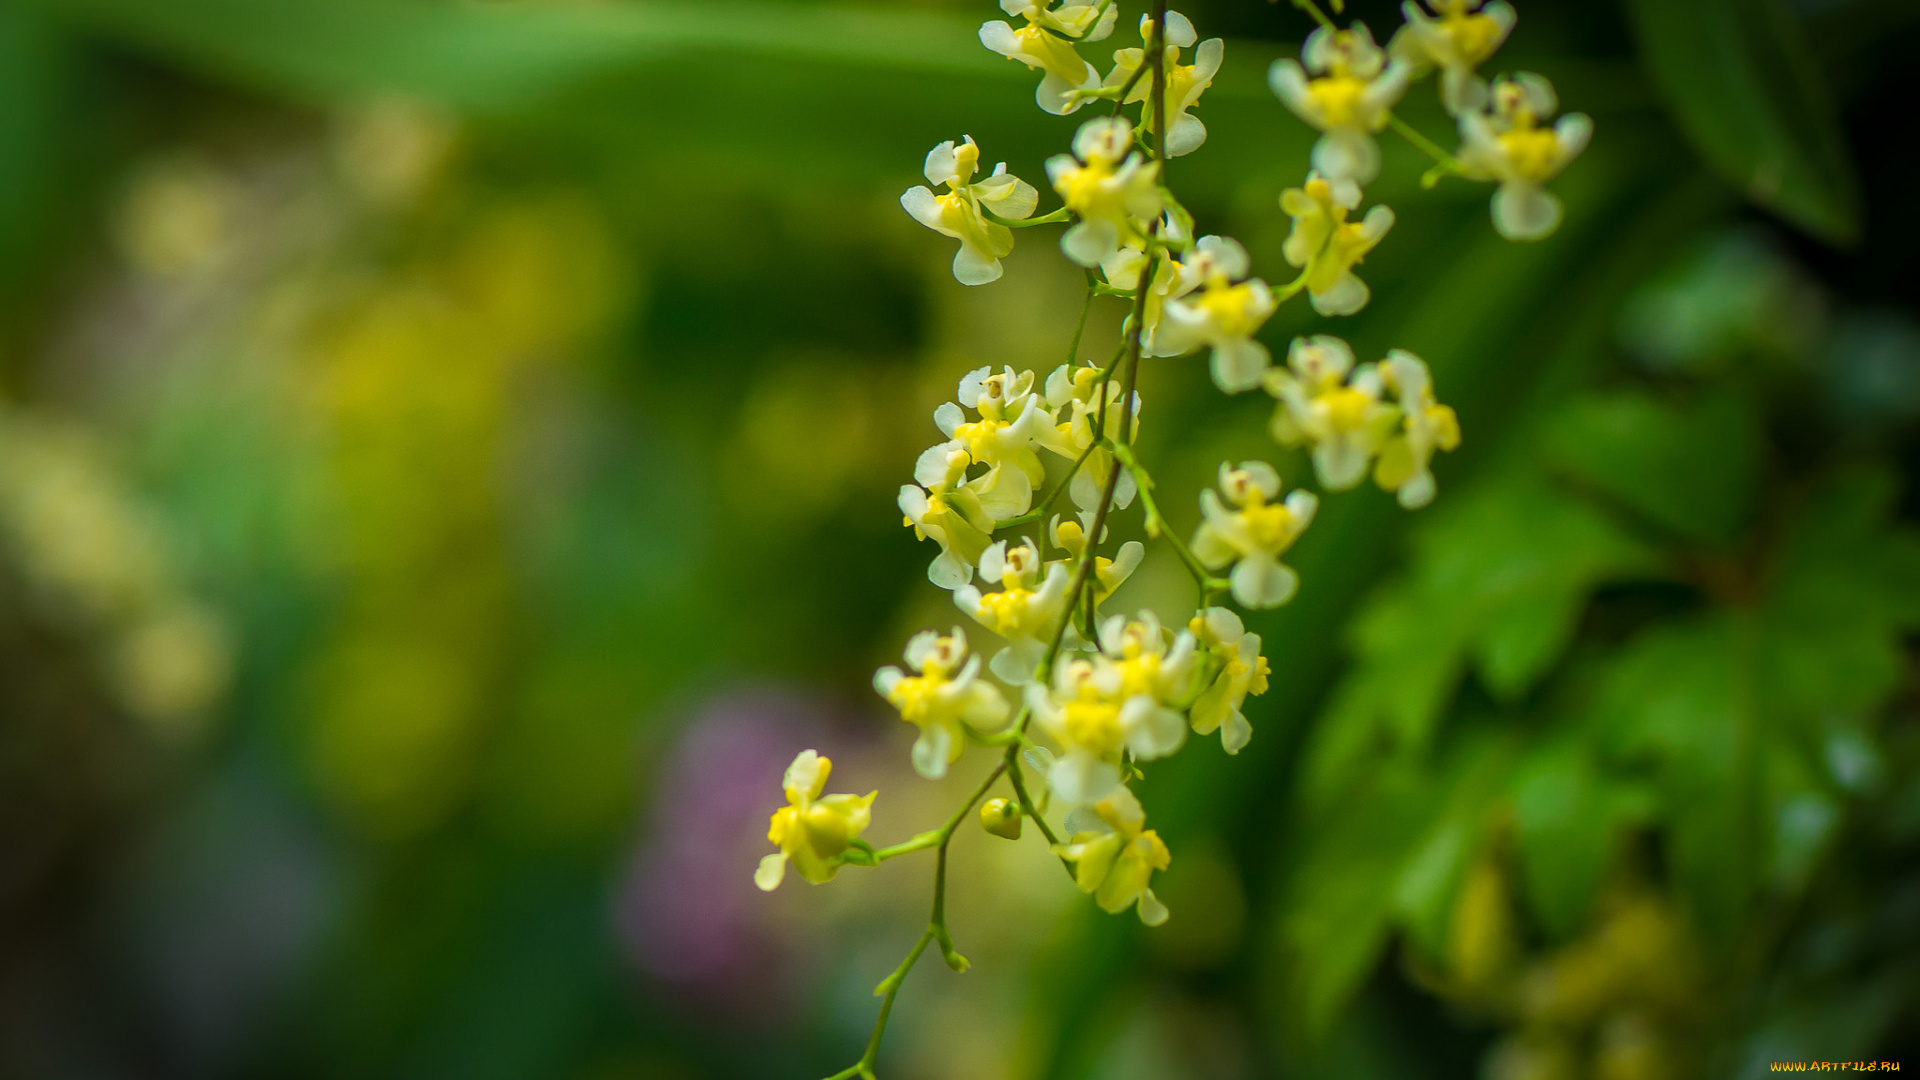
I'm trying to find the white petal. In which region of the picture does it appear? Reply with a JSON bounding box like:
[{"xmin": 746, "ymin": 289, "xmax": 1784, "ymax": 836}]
[
  {"xmin": 1312, "ymin": 129, "xmax": 1381, "ymax": 186},
  {"xmin": 1161, "ymin": 10, "xmax": 1197, "ymax": 48},
  {"xmin": 930, "ymin": 552, "xmax": 971, "ymax": 590},
  {"xmin": 1122, "ymin": 697, "xmax": 1188, "ymax": 760},
  {"xmin": 912, "ymin": 725, "xmax": 954, "ymax": 779},
  {"xmin": 1210, "ymin": 339, "xmax": 1272, "ymax": 393},
  {"xmin": 754, "ymin": 853, "xmax": 788, "ymax": 892},
  {"xmin": 1310, "ymin": 271, "xmax": 1371, "ymax": 317},
  {"xmin": 900, "ymin": 186, "xmax": 946, "ymax": 233},
  {"xmin": 1231, "ymin": 556, "xmax": 1299, "ymax": 609},
  {"xmin": 1137, "ymin": 887, "xmax": 1169, "ymax": 926},
  {"xmin": 924, "ymin": 140, "xmax": 961, "ymax": 187},
  {"xmin": 952, "ymin": 241, "xmax": 1004, "ymax": 286},
  {"xmin": 1491, "ymin": 183, "xmax": 1563, "ymax": 241},
  {"xmin": 1221, "ymin": 709, "xmax": 1252, "ymax": 754},
  {"xmin": 979, "ymin": 20, "xmax": 1022, "ymax": 62},
  {"xmin": 874, "ymin": 665, "xmax": 905, "ymax": 698},
  {"xmin": 933, "ymin": 401, "xmax": 966, "ymax": 439},
  {"xmin": 1050, "ymin": 753, "xmax": 1120, "ymax": 806},
  {"xmin": 1060, "ymin": 218, "xmax": 1118, "ymax": 268}
]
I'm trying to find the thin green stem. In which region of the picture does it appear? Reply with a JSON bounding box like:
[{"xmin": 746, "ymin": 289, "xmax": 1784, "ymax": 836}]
[
  {"xmin": 1004, "ymin": 745, "xmax": 1063, "ymax": 848},
  {"xmin": 1110, "ymin": 441, "xmax": 1232, "ymax": 595},
  {"xmin": 996, "ymin": 439, "xmax": 1099, "ymax": 533},
  {"xmin": 1386, "ymin": 113, "xmax": 1468, "ymax": 190},
  {"xmin": 1289, "ymin": 0, "xmax": 1338, "ymax": 31},
  {"xmin": 828, "ymin": 760, "xmax": 1005, "ymax": 1079},
  {"xmin": 1272, "ymin": 266, "xmax": 1313, "ymax": 304},
  {"xmin": 983, "ymin": 206, "xmax": 1072, "ymax": 229}
]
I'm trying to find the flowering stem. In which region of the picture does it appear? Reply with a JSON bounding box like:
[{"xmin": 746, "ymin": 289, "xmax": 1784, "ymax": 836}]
[{"xmin": 829, "ymin": 759, "xmax": 1005, "ymax": 1080}]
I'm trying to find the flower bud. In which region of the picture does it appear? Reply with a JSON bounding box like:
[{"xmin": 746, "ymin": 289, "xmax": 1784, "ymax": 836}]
[{"xmin": 980, "ymin": 797, "xmax": 1024, "ymax": 839}]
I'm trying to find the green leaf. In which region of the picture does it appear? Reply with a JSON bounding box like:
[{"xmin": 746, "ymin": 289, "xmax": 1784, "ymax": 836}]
[
  {"xmin": 1622, "ymin": 0, "xmax": 1860, "ymax": 244},
  {"xmin": 1592, "ymin": 616, "xmax": 1762, "ymax": 947},
  {"xmin": 1304, "ymin": 474, "xmax": 1663, "ymax": 812},
  {"xmin": 1759, "ymin": 467, "xmax": 1920, "ymax": 731},
  {"xmin": 1510, "ymin": 748, "xmax": 1616, "ymax": 938},
  {"xmin": 1544, "ymin": 388, "xmax": 1763, "ymax": 546}
]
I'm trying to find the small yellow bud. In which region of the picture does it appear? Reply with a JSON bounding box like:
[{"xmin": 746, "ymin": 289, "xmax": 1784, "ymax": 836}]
[{"xmin": 980, "ymin": 797, "xmax": 1023, "ymax": 839}]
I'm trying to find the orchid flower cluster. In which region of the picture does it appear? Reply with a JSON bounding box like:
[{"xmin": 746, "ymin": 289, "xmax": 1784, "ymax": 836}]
[{"xmin": 757, "ymin": 2, "xmax": 1586, "ymax": 1075}]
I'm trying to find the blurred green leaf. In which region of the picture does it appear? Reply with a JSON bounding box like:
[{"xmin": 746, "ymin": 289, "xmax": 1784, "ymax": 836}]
[
  {"xmin": 1544, "ymin": 388, "xmax": 1762, "ymax": 546},
  {"xmin": 1593, "ymin": 615, "xmax": 1762, "ymax": 946},
  {"xmin": 23, "ymin": 0, "xmax": 1012, "ymax": 110},
  {"xmin": 1305, "ymin": 475, "xmax": 1663, "ymax": 811},
  {"xmin": 1763, "ymin": 466, "xmax": 1920, "ymax": 721},
  {"xmin": 1622, "ymin": 0, "xmax": 1860, "ymax": 244},
  {"xmin": 1510, "ymin": 748, "xmax": 1617, "ymax": 938}
]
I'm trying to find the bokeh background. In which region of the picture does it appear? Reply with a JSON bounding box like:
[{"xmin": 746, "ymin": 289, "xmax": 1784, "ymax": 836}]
[{"xmin": 2, "ymin": 0, "xmax": 1918, "ymax": 1077}]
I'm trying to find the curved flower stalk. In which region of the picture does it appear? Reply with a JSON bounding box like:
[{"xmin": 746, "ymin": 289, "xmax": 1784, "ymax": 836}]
[
  {"xmin": 981, "ymin": 1, "xmax": 1115, "ymax": 115},
  {"xmin": 1048, "ymin": 117, "xmax": 1165, "ymax": 267},
  {"xmin": 1056, "ymin": 785, "xmax": 1171, "ymax": 924},
  {"xmin": 1269, "ymin": 23, "xmax": 1410, "ymax": 186},
  {"xmin": 782, "ymin": 4, "xmax": 1584, "ymax": 1075},
  {"xmin": 875, "ymin": 629, "xmax": 1013, "ymax": 779},
  {"xmin": 1455, "ymin": 73, "xmax": 1592, "ymax": 240},
  {"xmin": 1189, "ymin": 606, "xmax": 1270, "ymax": 753},
  {"xmin": 1103, "ymin": 11, "xmax": 1224, "ymax": 157},
  {"xmin": 1192, "ymin": 461, "xmax": 1319, "ymax": 609},
  {"xmin": 1391, "ymin": 0, "xmax": 1517, "ymax": 114},
  {"xmin": 1280, "ymin": 173, "xmax": 1395, "ymax": 316},
  {"xmin": 901, "ymin": 137, "xmax": 1039, "ymax": 285},
  {"xmin": 755, "ymin": 750, "xmax": 877, "ymax": 891}
]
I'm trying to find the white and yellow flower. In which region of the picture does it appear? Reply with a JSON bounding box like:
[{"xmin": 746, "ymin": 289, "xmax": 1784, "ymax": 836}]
[
  {"xmin": 1264, "ymin": 335, "xmax": 1398, "ymax": 490},
  {"xmin": 875, "ymin": 628, "xmax": 1013, "ymax": 779},
  {"xmin": 1191, "ymin": 461, "xmax": 1318, "ymax": 609},
  {"xmin": 929, "ymin": 365, "xmax": 1069, "ymax": 522},
  {"xmin": 1048, "ymin": 117, "xmax": 1165, "ymax": 268},
  {"xmin": 1026, "ymin": 612, "xmax": 1193, "ymax": 804},
  {"xmin": 1102, "ymin": 11, "xmax": 1225, "ymax": 158},
  {"xmin": 981, "ymin": 2, "xmax": 1109, "ymax": 115},
  {"xmin": 1152, "ymin": 235, "xmax": 1278, "ymax": 393},
  {"xmin": 999, "ymin": 0, "xmax": 1118, "ymax": 40},
  {"xmin": 1043, "ymin": 362, "xmax": 1140, "ymax": 510},
  {"xmin": 1055, "ymin": 785, "xmax": 1171, "ymax": 925},
  {"xmin": 1391, "ymin": 0, "xmax": 1516, "ymax": 115},
  {"xmin": 1049, "ymin": 514, "xmax": 1144, "ymax": 605},
  {"xmin": 900, "ymin": 443, "xmax": 995, "ymax": 590},
  {"xmin": 1455, "ymin": 73, "xmax": 1592, "ymax": 240},
  {"xmin": 955, "ymin": 538, "xmax": 1075, "ymax": 684},
  {"xmin": 1188, "ymin": 607, "xmax": 1270, "ymax": 754},
  {"xmin": 1372, "ymin": 349, "xmax": 1461, "ymax": 508},
  {"xmin": 755, "ymin": 750, "xmax": 876, "ymax": 891},
  {"xmin": 901, "ymin": 136, "xmax": 1040, "ymax": 285},
  {"xmin": 1279, "ymin": 172, "xmax": 1395, "ymax": 316},
  {"xmin": 1269, "ymin": 24, "xmax": 1411, "ymax": 186}
]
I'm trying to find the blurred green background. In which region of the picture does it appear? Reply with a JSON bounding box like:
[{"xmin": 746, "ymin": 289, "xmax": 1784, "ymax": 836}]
[{"xmin": 1, "ymin": 0, "xmax": 1918, "ymax": 1077}]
